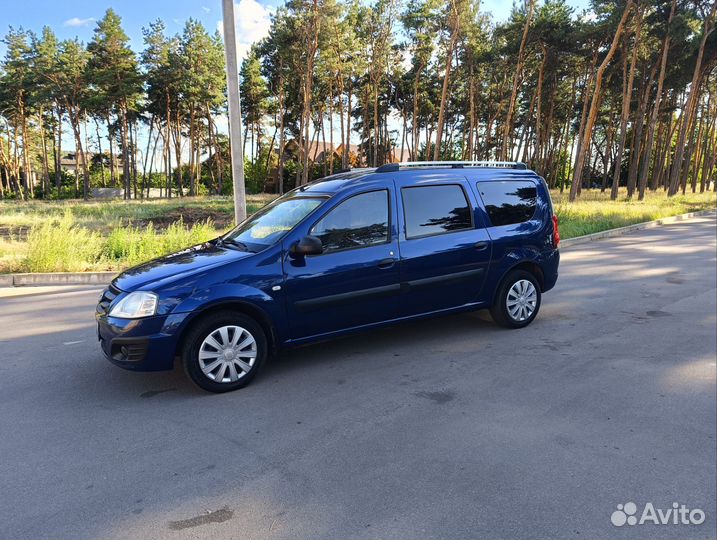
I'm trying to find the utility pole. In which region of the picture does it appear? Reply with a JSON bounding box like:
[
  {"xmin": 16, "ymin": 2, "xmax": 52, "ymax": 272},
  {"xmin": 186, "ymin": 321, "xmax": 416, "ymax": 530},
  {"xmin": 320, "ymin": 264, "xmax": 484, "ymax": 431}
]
[{"xmin": 222, "ymin": 0, "xmax": 247, "ymax": 223}]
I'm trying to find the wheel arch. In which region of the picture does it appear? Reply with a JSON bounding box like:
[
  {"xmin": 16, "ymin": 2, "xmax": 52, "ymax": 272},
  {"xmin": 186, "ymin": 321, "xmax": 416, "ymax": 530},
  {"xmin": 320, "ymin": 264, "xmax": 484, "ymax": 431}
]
[
  {"xmin": 491, "ymin": 259, "xmax": 545, "ymax": 304},
  {"xmin": 174, "ymin": 300, "xmax": 279, "ymax": 359}
]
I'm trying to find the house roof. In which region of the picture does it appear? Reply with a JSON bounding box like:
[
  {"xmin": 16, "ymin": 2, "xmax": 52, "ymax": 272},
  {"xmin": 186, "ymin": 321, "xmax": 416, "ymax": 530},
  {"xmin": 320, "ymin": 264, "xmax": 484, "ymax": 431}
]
[
  {"xmin": 283, "ymin": 140, "xmax": 362, "ymax": 161},
  {"xmin": 59, "ymin": 152, "xmax": 123, "ymax": 167}
]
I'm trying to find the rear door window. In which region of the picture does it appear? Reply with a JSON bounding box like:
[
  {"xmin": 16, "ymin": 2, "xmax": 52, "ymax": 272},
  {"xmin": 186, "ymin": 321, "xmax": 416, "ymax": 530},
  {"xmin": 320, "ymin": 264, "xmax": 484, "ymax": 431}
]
[
  {"xmin": 401, "ymin": 184, "xmax": 473, "ymax": 239},
  {"xmin": 478, "ymin": 181, "xmax": 537, "ymax": 226}
]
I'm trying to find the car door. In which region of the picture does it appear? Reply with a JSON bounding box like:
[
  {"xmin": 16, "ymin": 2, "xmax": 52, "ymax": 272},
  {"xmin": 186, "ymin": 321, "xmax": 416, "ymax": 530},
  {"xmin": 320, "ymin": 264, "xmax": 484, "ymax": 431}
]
[
  {"xmin": 283, "ymin": 185, "xmax": 400, "ymax": 340},
  {"xmin": 395, "ymin": 174, "xmax": 492, "ymax": 316}
]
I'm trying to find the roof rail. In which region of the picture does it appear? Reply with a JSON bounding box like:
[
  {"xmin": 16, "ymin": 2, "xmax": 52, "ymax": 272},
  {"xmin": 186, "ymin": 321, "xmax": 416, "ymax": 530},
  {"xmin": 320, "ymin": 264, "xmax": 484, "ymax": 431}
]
[{"xmin": 375, "ymin": 161, "xmax": 527, "ymax": 173}]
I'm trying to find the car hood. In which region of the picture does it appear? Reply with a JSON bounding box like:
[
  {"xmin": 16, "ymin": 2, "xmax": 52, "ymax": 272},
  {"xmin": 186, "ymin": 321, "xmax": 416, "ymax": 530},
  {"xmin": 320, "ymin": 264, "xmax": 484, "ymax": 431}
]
[{"xmin": 112, "ymin": 242, "xmax": 252, "ymax": 291}]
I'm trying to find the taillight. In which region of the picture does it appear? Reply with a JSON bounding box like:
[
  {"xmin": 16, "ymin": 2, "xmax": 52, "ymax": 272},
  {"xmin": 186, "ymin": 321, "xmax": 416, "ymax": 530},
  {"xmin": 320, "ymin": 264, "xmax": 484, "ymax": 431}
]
[{"xmin": 552, "ymin": 214, "xmax": 560, "ymax": 248}]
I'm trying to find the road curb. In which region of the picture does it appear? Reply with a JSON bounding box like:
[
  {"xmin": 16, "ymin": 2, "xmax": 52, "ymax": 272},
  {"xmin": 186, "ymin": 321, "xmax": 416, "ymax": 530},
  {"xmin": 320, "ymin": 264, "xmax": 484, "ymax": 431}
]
[
  {"xmin": 559, "ymin": 209, "xmax": 715, "ymax": 249},
  {"xmin": 1, "ymin": 271, "xmax": 116, "ymax": 288},
  {"xmin": 1, "ymin": 209, "xmax": 714, "ymax": 287}
]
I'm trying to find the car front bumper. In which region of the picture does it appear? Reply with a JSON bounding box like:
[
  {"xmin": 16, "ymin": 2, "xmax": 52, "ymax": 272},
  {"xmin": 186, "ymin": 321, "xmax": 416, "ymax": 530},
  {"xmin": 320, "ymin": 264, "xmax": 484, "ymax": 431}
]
[{"xmin": 96, "ymin": 314, "xmax": 179, "ymax": 372}]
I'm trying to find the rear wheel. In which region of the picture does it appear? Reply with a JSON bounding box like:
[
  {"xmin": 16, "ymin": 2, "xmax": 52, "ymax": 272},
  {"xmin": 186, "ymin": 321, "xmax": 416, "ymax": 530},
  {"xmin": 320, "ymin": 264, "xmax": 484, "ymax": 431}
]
[
  {"xmin": 182, "ymin": 311, "xmax": 267, "ymax": 393},
  {"xmin": 490, "ymin": 269, "xmax": 541, "ymax": 329}
]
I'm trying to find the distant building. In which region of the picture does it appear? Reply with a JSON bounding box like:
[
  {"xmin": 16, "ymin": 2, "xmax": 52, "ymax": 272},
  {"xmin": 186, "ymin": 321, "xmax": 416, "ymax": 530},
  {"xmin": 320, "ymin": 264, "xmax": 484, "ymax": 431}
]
[
  {"xmin": 60, "ymin": 152, "xmax": 124, "ymax": 175},
  {"xmin": 281, "ymin": 140, "xmax": 363, "ymax": 166},
  {"xmin": 281, "ymin": 139, "xmax": 410, "ymax": 167}
]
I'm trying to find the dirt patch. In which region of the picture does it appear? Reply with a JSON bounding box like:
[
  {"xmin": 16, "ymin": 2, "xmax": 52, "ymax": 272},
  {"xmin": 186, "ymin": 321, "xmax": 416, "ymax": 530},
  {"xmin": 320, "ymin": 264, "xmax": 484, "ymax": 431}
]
[
  {"xmin": 135, "ymin": 208, "xmax": 234, "ymax": 231},
  {"xmin": 0, "ymin": 226, "xmax": 30, "ymax": 241}
]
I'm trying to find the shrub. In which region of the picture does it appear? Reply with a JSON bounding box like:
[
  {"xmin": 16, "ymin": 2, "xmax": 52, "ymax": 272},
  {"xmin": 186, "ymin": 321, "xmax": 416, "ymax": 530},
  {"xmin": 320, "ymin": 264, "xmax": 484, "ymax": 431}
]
[
  {"xmin": 103, "ymin": 218, "xmax": 217, "ymax": 268},
  {"xmin": 24, "ymin": 213, "xmax": 103, "ymax": 272}
]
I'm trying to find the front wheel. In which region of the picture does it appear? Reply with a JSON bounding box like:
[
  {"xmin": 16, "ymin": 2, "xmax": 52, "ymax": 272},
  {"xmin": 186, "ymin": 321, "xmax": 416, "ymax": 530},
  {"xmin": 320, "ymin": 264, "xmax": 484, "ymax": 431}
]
[
  {"xmin": 182, "ymin": 311, "xmax": 267, "ymax": 393},
  {"xmin": 490, "ymin": 270, "xmax": 541, "ymax": 329}
]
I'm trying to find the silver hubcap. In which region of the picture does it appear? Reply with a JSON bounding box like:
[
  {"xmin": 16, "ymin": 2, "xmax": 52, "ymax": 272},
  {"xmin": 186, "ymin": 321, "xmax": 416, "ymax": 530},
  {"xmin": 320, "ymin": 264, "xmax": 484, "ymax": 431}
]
[
  {"xmin": 198, "ymin": 325, "xmax": 257, "ymax": 383},
  {"xmin": 506, "ymin": 279, "xmax": 537, "ymax": 322}
]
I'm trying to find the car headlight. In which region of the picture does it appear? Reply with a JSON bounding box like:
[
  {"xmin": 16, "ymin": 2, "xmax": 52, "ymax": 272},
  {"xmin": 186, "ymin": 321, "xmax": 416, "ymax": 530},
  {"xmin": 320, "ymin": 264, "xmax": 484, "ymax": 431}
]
[{"xmin": 109, "ymin": 292, "xmax": 158, "ymax": 318}]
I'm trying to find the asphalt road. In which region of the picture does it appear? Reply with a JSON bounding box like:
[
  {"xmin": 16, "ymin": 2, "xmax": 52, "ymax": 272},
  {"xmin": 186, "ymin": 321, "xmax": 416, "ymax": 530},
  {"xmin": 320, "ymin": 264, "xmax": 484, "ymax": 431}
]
[{"xmin": 1, "ymin": 214, "xmax": 715, "ymax": 540}]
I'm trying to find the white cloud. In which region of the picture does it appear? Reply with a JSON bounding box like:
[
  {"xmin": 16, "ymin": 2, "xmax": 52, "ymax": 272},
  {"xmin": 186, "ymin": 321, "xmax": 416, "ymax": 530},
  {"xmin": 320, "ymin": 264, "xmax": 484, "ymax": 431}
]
[
  {"xmin": 580, "ymin": 10, "xmax": 598, "ymax": 23},
  {"xmin": 217, "ymin": 0, "xmax": 273, "ymax": 61},
  {"xmin": 401, "ymin": 50, "xmax": 413, "ymax": 73},
  {"xmin": 63, "ymin": 17, "xmax": 95, "ymax": 28},
  {"xmin": 202, "ymin": 6, "xmax": 211, "ymax": 13},
  {"xmin": 235, "ymin": 0, "xmax": 272, "ymax": 43}
]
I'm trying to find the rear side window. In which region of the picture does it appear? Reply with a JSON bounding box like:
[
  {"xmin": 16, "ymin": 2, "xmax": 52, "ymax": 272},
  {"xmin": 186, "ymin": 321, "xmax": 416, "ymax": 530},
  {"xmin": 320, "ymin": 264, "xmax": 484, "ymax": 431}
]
[
  {"xmin": 478, "ymin": 181, "xmax": 538, "ymax": 226},
  {"xmin": 311, "ymin": 190, "xmax": 389, "ymax": 252},
  {"xmin": 402, "ymin": 184, "xmax": 472, "ymax": 238}
]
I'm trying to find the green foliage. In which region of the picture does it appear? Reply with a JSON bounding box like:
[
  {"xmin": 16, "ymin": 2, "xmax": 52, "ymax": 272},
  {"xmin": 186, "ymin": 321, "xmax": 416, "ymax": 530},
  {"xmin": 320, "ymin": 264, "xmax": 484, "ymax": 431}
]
[
  {"xmin": 24, "ymin": 213, "xmax": 103, "ymax": 272},
  {"xmin": 0, "ymin": 0, "xmax": 714, "ymax": 201},
  {"xmin": 552, "ymin": 189, "xmax": 717, "ymax": 238},
  {"xmin": 1, "ymin": 190, "xmax": 713, "ymax": 274},
  {"xmin": 103, "ymin": 219, "xmax": 216, "ymax": 268},
  {"xmin": 86, "ymin": 9, "xmax": 142, "ymax": 113},
  {"xmin": 240, "ymin": 46, "xmax": 270, "ymax": 162},
  {"xmin": 244, "ymin": 157, "xmax": 268, "ymax": 195}
]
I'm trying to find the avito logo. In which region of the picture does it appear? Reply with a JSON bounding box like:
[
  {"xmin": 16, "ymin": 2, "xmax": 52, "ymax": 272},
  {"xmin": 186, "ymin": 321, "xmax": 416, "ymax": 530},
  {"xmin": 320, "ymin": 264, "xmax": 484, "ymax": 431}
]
[{"xmin": 611, "ymin": 502, "xmax": 706, "ymax": 526}]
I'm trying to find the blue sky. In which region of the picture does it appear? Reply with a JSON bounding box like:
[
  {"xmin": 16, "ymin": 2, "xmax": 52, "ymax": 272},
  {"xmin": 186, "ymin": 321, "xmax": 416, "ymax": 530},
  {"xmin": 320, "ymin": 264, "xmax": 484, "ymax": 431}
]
[{"xmin": 1, "ymin": 0, "xmax": 592, "ymax": 60}]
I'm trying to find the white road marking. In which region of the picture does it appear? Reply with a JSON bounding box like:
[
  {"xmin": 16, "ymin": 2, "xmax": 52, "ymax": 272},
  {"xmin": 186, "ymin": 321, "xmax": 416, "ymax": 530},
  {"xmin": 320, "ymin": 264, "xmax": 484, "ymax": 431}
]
[{"xmin": 63, "ymin": 340, "xmax": 85, "ymax": 346}]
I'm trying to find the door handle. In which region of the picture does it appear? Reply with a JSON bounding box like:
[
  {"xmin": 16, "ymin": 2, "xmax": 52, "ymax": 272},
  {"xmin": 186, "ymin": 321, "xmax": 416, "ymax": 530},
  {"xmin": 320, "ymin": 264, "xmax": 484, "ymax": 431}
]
[
  {"xmin": 377, "ymin": 257, "xmax": 396, "ymax": 269},
  {"xmin": 474, "ymin": 241, "xmax": 489, "ymax": 251}
]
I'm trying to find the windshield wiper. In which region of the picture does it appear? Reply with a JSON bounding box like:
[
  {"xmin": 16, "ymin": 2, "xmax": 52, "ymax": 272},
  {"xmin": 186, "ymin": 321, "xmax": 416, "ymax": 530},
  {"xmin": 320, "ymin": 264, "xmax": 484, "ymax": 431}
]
[{"xmin": 218, "ymin": 237, "xmax": 253, "ymax": 252}]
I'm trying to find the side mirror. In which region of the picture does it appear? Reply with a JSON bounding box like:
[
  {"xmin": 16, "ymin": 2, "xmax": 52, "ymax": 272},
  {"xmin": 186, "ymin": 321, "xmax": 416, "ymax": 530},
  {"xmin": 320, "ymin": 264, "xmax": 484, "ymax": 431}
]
[{"xmin": 290, "ymin": 235, "xmax": 323, "ymax": 258}]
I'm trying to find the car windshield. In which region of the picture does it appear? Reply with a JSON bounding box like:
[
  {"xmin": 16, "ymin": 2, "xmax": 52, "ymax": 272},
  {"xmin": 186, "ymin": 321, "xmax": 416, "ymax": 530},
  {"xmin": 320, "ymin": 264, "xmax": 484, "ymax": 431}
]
[{"xmin": 222, "ymin": 196, "xmax": 324, "ymax": 252}]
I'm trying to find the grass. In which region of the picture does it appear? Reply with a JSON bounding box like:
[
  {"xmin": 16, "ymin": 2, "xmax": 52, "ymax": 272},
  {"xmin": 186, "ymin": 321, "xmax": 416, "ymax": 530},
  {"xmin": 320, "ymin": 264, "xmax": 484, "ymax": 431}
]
[
  {"xmin": 552, "ymin": 189, "xmax": 716, "ymax": 239},
  {"xmin": 0, "ymin": 194, "xmax": 272, "ymax": 233},
  {"xmin": 0, "ymin": 189, "xmax": 714, "ymax": 274}
]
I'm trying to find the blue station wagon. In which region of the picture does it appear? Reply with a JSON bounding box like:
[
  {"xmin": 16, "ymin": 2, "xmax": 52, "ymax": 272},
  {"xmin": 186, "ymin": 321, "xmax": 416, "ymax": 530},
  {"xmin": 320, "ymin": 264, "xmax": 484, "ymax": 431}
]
[{"xmin": 96, "ymin": 161, "xmax": 560, "ymax": 392}]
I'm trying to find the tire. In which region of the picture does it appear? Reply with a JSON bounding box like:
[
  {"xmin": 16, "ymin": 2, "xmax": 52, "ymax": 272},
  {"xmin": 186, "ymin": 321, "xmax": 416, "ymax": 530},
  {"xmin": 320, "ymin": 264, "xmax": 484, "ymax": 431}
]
[
  {"xmin": 182, "ymin": 311, "xmax": 268, "ymax": 393},
  {"xmin": 489, "ymin": 269, "xmax": 541, "ymax": 329}
]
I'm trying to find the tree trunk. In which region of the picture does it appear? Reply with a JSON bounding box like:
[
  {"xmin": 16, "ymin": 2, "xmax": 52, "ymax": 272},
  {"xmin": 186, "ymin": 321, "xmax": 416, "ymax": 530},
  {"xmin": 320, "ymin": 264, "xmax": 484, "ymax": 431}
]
[
  {"xmin": 699, "ymin": 97, "xmax": 716, "ymax": 191},
  {"xmin": 188, "ymin": 106, "xmax": 196, "ymax": 196},
  {"xmin": 700, "ymin": 103, "xmax": 717, "ymax": 191},
  {"xmin": 165, "ymin": 96, "xmax": 172, "ymax": 197},
  {"xmin": 467, "ymin": 63, "xmax": 476, "ymax": 160},
  {"xmin": 19, "ymin": 99, "xmax": 30, "ymax": 200},
  {"xmin": 147, "ymin": 124, "xmax": 160, "ymax": 199},
  {"xmin": 347, "ymin": 81, "xmax": 353, "ymax": 165},
  {"xmin": 689, "ymin": 98, "xmax": 707, "ymax": 192},
  {"xmin": 321, "ymin": 106, "xmax": 328, "ymax": 176},
  {"xmin": 301, "ymin": 0, "xmax": 320, "ymax": 185},
  {"xmin": 638, "ymin": 0, "xmax": 676, "ymax": 199},
  {"xmin": 130, "ymin": 119, "xmax": 138, "ymax": 199},
  {"xmin": 534, "ymin": 43, "xmax": 547, "ymax": 169},
  {"xmin": 173, "ymin": 111, "xmax": 184, "ymax": 197},
  {"xmin": 106, "ymin": 115, "xmax": 116, "ymax": 188},
  {"xmin": 433, "ymin": 28, "xmax": 458, "ymax": 161},
  {"xmin": 55, "ymin": 106, "xmax": 62, "ymax": 192},
  {"xmin": 412, "ymin": 68, "xmax": 421, "ymax": 160},
  {"xmin": 67, "ymin": 106, "xmax": 90, "ymax": 201},
  {"xmin": 501, "ymin": 0, "xmax": 535, "ymax": 161},
  {"xmin": 571, "ymin": 56, "xmax": 597, "ymax": 195},
  {"xmin": 142, "ymin": 115, "xmax": 155, "ymax": 198},
  {"xmin": 329, "ymin": 87, "xmax": 334, "ymax": 174},
  {"xmin": 611, "ymin": 13, "xmax": 641, "ymax": 199},
  {"xmin": 569, "ymin": 0, "xmax": 634, "ymax": 202},
  {"xmin": 120, "ymin": 107, "xmax": 131, "ymax": 200},
  {"xmin": 94, "ymin": 119, "xmax": 106, "ymax": 187},
  {"xmin": 627, "ymin": 59, "xmax": 658, "ymax": 197},
  {"xmin": 277, "ymin": 79, "xmax": 286, "ymax": 194},
  {"xmin": 667, "ymin": 0, "xmax": 716, "ymax": 195}
]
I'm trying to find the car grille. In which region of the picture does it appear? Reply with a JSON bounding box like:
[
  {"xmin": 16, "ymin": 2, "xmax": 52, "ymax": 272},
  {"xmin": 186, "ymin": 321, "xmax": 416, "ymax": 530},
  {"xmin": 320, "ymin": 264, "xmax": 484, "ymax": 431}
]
[{"xmin": 96, "ymin": 284, "xmax": 121, "ymax": 316}]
